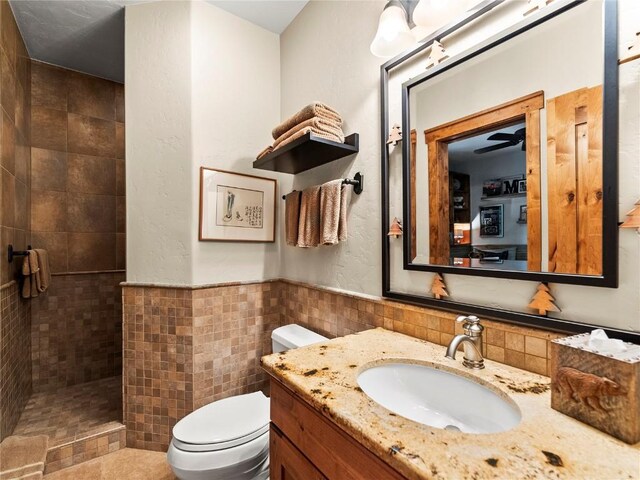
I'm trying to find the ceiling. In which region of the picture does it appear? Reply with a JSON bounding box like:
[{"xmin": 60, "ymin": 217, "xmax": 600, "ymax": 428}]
[
  {"xmin": 448, "ymin": 122, "xmax": 526, "ymax": 162},
  {"xmin": 9, "ymin": 0, "xmax": 308, "ymax": 84}
]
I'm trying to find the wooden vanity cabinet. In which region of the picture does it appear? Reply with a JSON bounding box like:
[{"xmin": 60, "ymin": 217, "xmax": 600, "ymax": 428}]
[{"xmin": 269, "ymin": 378, "xmax": 405, "ymax": 480}]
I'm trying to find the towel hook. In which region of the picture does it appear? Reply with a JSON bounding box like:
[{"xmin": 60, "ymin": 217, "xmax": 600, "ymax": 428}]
[
  {"xmin": 8, "ymin": 244, "xmax": 32, "ymax": 263},
  {"xmin": 282, "ymin": 172, "xmax": 364, "ymax": 199}
]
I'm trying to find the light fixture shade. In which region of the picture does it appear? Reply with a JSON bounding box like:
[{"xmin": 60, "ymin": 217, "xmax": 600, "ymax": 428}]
[
  {"xmin": 412, "ymin": 0, "xmax": 475, "ymax": 35},
  {"xmin": 370, "ymin": 1, "xmax": 415, "ymax": 58}
]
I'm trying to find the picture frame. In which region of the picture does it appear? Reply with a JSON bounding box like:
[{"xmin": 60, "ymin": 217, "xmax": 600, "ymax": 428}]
[
  {"xmin": 482, "ymin": 179, "xmax": 502, "ymax": 197},
  {"xmin": 517, "ymin": 179, "xmax": 527, "ymax": 194},
  {"xmin": 199, "ymin": 167, "xmax": 276, "ymax": 242},
  {"xmin": 479, "ymin": 204, "xmax": 504, "ymax": 237},
  {"xmin": 519, "ymin": 204, "xmax": 527, "ymax": 224}
]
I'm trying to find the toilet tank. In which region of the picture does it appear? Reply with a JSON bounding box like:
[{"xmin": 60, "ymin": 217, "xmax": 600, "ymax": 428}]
[{"xmin": 271, "ymin": 324, "xmax": 328, "ymax": 353}]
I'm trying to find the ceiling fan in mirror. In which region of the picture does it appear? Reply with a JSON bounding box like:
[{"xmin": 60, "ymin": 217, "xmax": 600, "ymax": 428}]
[{"xmin": 474, "ymin": 128, "xmax": 526, "ymax": 154}]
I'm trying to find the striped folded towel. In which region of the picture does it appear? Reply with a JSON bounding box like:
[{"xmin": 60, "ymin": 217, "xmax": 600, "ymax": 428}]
[
  {"xmin": 272, "ymin": 102, "xmax": 343, "ymax": 140},
  {"xmin": 273, "ymin": 117, "xmax": 344, "ymax": 149}
]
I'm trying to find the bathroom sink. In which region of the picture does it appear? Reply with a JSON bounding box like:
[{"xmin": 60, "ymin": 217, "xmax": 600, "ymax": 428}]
[{"xmin": 357, "ymin": 363, "xmax": 521, "ymax": 434}]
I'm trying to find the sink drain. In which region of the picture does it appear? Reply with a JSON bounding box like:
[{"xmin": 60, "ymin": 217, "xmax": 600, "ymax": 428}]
[{"xmin": 444, "ymin": 425, "xmax": 461, "ymax": 432}]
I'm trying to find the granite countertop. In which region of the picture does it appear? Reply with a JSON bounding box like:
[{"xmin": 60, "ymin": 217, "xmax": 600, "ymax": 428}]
[{"xmin": 261, "ymin": 328, "xmax": 640, "ymax": 480}]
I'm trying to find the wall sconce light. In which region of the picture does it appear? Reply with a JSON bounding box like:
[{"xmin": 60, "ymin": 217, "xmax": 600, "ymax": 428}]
[
  {"xmin": 370, "ymin": 0, "xmax": 479, "ymax": 58},
  {"xmin": 370, "ymin": 1, "xmax": 416, "ymax": 58}
]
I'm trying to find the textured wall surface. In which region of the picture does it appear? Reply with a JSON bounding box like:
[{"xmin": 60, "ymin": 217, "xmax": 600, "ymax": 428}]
[
  {"xmin": 0, "ymin": 0, "xmax": 32, "ymax": 441},
  {"xmin": 124, "ymin": 1, "xmax": 193, "ymax": 286},
  {"xmin": 122, "ymin": 282, "xmax": 283, "ymax": 451},
  {"xmin": 125, "ymin": 1, "xmax": 282, "ymax": 287},
  {"xmin": 279, "ymin": 0, "xmax": 640, "ymax": 333}
]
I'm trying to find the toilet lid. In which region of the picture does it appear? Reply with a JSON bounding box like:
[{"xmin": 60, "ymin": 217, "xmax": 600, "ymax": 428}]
[{"xmin": 172, "ymin": 392, "xmax": 270, "ymax": 452}]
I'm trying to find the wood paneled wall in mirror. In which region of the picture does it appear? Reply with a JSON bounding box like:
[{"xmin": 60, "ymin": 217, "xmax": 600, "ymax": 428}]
[{"xmin": 402, "ymin": 0, "xmax": 617, "ymax": 287}]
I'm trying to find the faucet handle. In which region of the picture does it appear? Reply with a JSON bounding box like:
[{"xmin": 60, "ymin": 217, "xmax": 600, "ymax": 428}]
[
  {"xmin": 456, "ymin": 315, "xmax": 483, "ymax": 336},
  {"xmin": 456, "ymin": 315, "xmax": 480, "ymax": 324}
]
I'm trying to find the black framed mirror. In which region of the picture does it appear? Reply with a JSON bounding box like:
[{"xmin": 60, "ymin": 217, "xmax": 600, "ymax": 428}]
[
  {"xmin": 402, "ymin": 0, "xmax": 617, "ymax": 287},
  {"xmin": 380, "ymin": 0, "xmax": 636, "ymax": 341}
]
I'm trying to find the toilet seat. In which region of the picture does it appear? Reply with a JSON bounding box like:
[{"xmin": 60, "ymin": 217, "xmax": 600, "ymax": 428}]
[{"xmin": 172, "ymin": 392, "xmax": 270, "ymax": 453}]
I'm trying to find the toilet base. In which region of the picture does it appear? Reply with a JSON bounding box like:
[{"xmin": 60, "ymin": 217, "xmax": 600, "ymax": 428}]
[{"xmin": 167, "ymin": 431, "xmax": 269, "ymax": 480}]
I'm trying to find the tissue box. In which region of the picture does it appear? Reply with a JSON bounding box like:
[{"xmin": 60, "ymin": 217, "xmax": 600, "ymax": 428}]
[{"xmin": 550, "ymin": 333, "xmax": 640, "ymax": 444}]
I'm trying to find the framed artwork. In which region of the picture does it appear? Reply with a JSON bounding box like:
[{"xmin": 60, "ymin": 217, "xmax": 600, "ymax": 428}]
[
  {"xmin": 199, "ymin": 167, "xmax": 276, "ymax": 242},
  {"xmin": 482, "ymin": 179, "xmax": 502, "ymax": 197},
  {"xmin": 519, "ymin": 204, "xmax": 527, "ymax": 223},
  {"xmin": 517, "ymin": 179, "xmax": 527, "ymax": 193},
  {"xmin": 479, "ymin": 204, "xmax": 504, "ymax": 237}
]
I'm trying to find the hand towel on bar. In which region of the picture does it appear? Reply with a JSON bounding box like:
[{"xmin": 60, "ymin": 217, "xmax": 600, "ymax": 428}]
[
  {"xmin": 21, "ymin": 251, "xmax": 39, "ymax": 299},
  {"xmin": 272, "ymin": 102, "xmax": 343, "ymax": 140},
  {"xmin": 34, "ymin": 249, "xmax": 51, "ymax": 293},
  {"xmin": 256, "ymin": 145, "xmax": 273, "ymax": 160},
  {"xmin": 285, "ymin": 190, "xmax": 302, "ymax": 246},
  {"xmin": 338, "ymin": 183, "xmax": 351, "ymax": 242},
  {"xmin": 272, "ymin": 117, "xmax": 345, "ymax": 149},
  {"xmin": 274, "ymin": 127, "xmax": 342, "ymax": 152},
  {"xmin": 320, "ymin": 180, "xmax": 350, "ymax": 245},
  {"xmin": 296, "ymin": 186, "xmax": 321, "ymax": 248}
]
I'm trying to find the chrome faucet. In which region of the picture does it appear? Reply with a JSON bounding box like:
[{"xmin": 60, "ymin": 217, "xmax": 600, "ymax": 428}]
[{"xmin": 445, "ymin": 315, "xmax": 484, "ymax": 369}]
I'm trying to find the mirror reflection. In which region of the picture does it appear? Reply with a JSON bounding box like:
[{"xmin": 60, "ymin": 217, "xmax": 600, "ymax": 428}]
[{"xmin": 408, "ymin": 0, "xmax": 604, "ymax": 275}]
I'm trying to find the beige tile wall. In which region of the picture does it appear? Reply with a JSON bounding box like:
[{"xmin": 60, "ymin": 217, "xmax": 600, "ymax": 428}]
[
  {"xmin": 280, "ymin": 280, "xmax": 564, "ymax": 377},
  {"xmin": 0, "ymin": 0, "xmax": 32, "ymax": 442},
  {"xmin": 0, "ymin": 282, "xmax": 32, "ymax": 440},
  {"xmin": 123, "ymin": 278, "xmax": 566, "ymax": 452},
  {"xmin": 28, "ymin": 60, "xmax": 126, "ymax": 393},
  {"xmin": 30, "ymin": 61, "xmax": 125, "ymax": 273},
  {"xmin": 122, "ymin": 281, "xmax": 282, "ymax": 451},
  {"xmin": 30, "ymin": 272, "xmax": 125, "ymax": 391}
]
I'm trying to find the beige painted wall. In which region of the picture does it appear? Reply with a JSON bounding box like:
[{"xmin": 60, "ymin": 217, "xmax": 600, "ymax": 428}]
[
  {"xmin": 280, "ymin": 0, "xmax": 640, "ymax": 332},
  {"xmin": 125, "ymin": 1, "xmax": 281, "ymax": 285}
]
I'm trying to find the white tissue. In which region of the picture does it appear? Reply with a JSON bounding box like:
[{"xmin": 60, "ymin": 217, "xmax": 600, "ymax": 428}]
[{"xmin": 587, "ymin": 329, "xmax": 627, "ymax": 354}]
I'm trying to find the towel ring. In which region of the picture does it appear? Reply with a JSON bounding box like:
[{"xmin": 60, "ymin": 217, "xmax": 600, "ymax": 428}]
[
  {"xmin": 8, "ymin": 244, "xmax": 32, "ymax": 263},
  {"xmin": 282, "ymin": 172, "xmax": 363, "ymax": 199}
]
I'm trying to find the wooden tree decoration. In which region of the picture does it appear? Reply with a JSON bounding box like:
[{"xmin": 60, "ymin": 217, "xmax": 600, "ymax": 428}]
[
  {"xmin": 386, "ymin": 124, "xmax": 403, "ymax": 146},
  {"xmin": 620, "ymin": 200, "xmax": 640, "ymax": 229},
  {"xmin": 388, "ymin": 217, "xmax": 403, "ymax": 238},
  {"xmin": 528, "ymin": 283, "xmax": 561, "ymax": 316},
  {"xmin": 524, "ymin": 0, "xmax": 553, "ymax": 16},
  {"xmin": 425, "ymin": 41, "xmax": 449, "ymax": 69},
  {"xmin": 621, "ymin": 32, "xmax": 640, "ymax": 65},
  {"xmin": 431, "ymin": 274, "xmax": 448, "ymax": 300}
]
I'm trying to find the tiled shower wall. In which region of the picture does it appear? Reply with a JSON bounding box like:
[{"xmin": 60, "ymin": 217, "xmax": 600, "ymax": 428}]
[
  {"xmin": 0, "ymin": 283, "xmax": 31, "ymax": 440},
  {"xmin": 29, "ymin": 60, "xmax": 125, "ymax": 392},
  {"xmin": 0, "ymin": 0, "xmax": 32, "ymax": 441},
  {"xmin": 122, "ymin": 281, "xmax": 283, "ymax": 451},
  {"xmin": 30, "ymin": 272, "xmax": 124, "ymax": 391},
  {"xmin": 123, "ymin": 279, "xmax": 562, "ymax": 451}
]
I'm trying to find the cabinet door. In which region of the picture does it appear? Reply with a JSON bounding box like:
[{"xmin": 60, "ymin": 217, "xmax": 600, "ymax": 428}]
[{"xmin": 270, "ymin": 425, "xmax": 326, "ymax": 480}]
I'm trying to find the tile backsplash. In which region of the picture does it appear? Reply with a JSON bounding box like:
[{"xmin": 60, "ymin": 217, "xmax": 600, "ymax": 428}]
[
  {"xmin": 122, "ymin": 281, "xmax": 282, "ymax": 451},
  {"xmin": 122, "ymin": 278, "xmax": 564, "ymax": 451}
]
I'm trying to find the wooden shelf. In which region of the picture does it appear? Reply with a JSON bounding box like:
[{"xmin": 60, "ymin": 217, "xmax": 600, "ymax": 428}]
[{"xmin": 253, "ymin": 133, "xmax": 359, "ymax": 174}]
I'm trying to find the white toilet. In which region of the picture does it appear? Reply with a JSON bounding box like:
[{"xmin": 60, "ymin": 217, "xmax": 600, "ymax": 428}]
[{"xmin": 167, "ymin": 324, "xmax": 328, "ymax": 480}]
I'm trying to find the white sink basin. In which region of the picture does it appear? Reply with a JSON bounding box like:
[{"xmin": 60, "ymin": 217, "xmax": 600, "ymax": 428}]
[{"xmin": 357, "ymin": 363, "xmax": 521, "ymax": 434}]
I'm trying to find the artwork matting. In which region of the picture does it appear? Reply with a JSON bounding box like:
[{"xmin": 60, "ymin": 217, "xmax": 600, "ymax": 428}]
[{"xmin": 199, "ymin": 167, "xmax": 276, "ymax": 242}]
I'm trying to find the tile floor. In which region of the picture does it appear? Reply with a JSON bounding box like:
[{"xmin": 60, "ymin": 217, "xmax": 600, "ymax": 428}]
[
  {"xmin": 13, "ymin": 376, "xmax": 122, "ymax": 447},
  {"xmin": 43, "ymin": 448, "xmax": 175, "ymax": 479}
]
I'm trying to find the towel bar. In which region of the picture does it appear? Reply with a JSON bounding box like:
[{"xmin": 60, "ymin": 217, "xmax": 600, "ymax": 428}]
[
  {"xmin": 282, "ymin": 172, "xmax": 363, "ymax": 199},
  {"xmin": 8, "ymin": 244, "xmax": 32, "ymax": 263}
]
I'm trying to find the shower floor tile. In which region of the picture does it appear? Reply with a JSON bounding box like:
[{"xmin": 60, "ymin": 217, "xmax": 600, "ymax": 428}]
[{"xmin": 13, "ymin": 376, "xmax": 122, "ymax": 447}]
